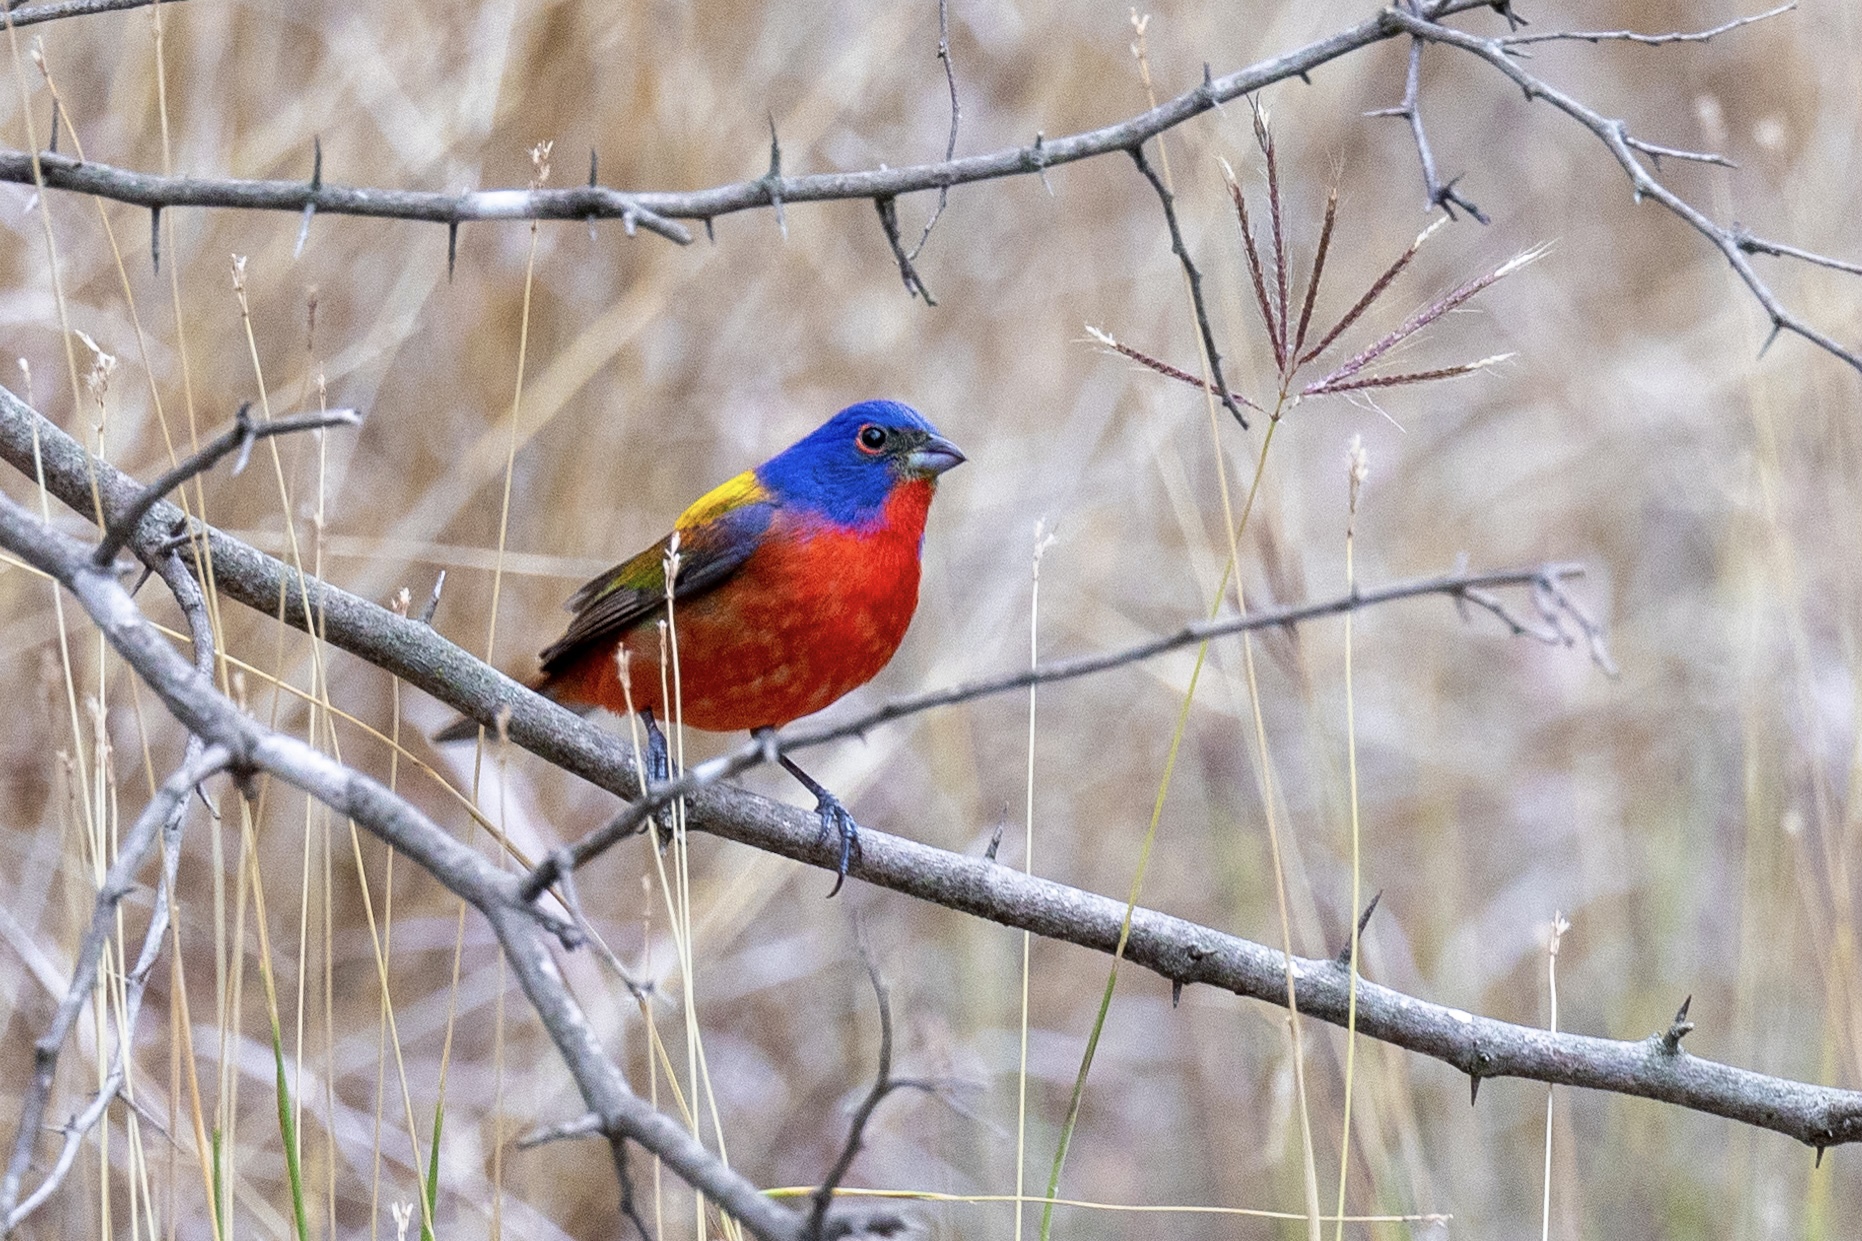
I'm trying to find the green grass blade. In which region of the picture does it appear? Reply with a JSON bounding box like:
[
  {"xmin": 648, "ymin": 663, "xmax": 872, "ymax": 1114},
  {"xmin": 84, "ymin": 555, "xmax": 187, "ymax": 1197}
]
[{"xmin": 270, "ymin": 1022, "xmax": 310, "ymax": 1241}]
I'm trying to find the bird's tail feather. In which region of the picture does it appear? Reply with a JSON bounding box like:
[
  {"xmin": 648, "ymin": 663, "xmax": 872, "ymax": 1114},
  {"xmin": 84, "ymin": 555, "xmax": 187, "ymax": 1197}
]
[
  {"xmin": 431, "ymin": 677, "xmax": 590, "ymax": 744},
  {"xmin": 431, "ymin": 713, "xmax": 485, "ymax": 744}
]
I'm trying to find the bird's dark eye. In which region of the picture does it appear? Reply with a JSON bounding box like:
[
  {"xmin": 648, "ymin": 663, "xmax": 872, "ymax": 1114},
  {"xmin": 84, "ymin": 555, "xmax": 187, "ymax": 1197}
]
[{"xmin": 857, "ymin": 424, "xmax": 887, "ymax": 454}]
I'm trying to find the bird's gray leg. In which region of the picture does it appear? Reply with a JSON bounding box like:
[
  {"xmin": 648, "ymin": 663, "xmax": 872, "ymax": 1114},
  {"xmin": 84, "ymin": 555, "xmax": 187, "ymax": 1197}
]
[{"xmin": 774, "ymin": 750, "xmax": 862, "ymax": 898}]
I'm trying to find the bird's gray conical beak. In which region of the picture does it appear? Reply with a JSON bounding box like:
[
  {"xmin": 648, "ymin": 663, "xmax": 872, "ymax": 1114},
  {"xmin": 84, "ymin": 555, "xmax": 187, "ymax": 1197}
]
[{"xmin": 907, "ymin": 433, "xmax": 966, "ymax": 477}]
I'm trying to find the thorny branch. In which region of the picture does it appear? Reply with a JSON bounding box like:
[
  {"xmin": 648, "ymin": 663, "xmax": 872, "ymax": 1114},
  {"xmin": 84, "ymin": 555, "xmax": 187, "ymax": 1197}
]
[
  {"xmin": 1366, "ymin": 32, "xmax": 1490, "ymax": 223},
  {"xmin": 5, "ymin": 390, "xmax": 1861, "ymax": 1162},
  {"xmin": 0, "ymin": 3, "xmax": 1851, "ymax": 370},
  {"xmin": 1385, "ymin": 4, "xmax": 1862, "ymax": 369}
]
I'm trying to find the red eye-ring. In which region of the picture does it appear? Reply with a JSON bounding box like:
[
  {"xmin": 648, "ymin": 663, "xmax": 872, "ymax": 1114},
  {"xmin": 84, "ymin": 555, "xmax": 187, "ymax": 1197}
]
[{"xmin": 857, "ymin": 423, "xmax": 887, "ymax": 454}]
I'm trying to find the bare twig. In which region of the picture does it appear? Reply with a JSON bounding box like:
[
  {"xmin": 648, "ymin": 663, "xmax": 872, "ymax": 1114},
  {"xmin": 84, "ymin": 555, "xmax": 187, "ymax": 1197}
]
[
  {"xmin": 516, "ymin": 1113, "xmax": 606, "ymax": 1149},
  {"xmin": 92, "ymin": 403, "xmax": 361, "ymax": 567},
  {"xmin": 1388, "ymin": 5, "xmax": 1862, "ymax": 372},
  {"xmin": 1732, "ymin": 227, "xmax": 1862, "ymax": 277},
  {"xmin": 874, "ymin": 195, "xmax": 935, "ymax": 304},
  {"xmin": 806, "ymin": 936, "xmax": 933, "ymax": 1241},
  {"xmin": 1129, "ymin": 142, "xmax": 1247, "ymax": 427},
  {"xmin": 1623, "ymin": 136, "xmax": 1736, "ymax": 169},
  {"xmin": 1500, "ymin": 4, "xmax": 1795, "ymax": 48},
  {"xmin": 905, "ymin": 0, "xmax": 961, "ymax": 261}
]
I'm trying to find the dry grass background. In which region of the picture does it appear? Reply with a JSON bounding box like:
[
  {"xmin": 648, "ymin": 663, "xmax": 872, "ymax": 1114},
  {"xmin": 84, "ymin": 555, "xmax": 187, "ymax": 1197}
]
[{"xmin": 0, "ymin": 0, "xmax": 1858, "ymax": 1236}]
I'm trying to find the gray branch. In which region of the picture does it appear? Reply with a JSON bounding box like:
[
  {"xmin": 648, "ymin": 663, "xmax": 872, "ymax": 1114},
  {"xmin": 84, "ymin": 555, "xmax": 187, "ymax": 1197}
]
[
  {"xmin": 0, "ymin": 0, "xmax": 184, "ymax": 29},
  {"xmin": 2, "ymin": 387, "xmax": 1858, "ymax": 1159},
  {"xmin": 93, "ymin": 403, "xmax": 361, "ymax": 567}
]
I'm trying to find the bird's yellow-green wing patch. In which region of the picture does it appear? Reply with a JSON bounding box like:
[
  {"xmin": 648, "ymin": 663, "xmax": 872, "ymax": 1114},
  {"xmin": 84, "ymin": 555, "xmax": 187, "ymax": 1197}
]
[
  {"xmin": 676, "ymin": 468, "xmax": 772, "ymax": 529},
  {"xmin": 538, "ymin": 474, "xmax": 774, "ymax": 676}
]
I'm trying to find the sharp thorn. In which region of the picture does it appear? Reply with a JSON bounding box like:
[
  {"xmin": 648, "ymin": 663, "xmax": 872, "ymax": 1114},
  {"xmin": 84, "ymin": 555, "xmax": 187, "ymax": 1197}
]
[
  {"xmin": 310, "ymin": 134, "xmax": 322, "ymax": 191},
  {"xmin": 447, "ymin": 220, "xmax": 459, "ymax": 281},
  {"xmin": 1335, "ymin": 889, "xmax": 1384, "ymax": 966},
  {"xmin": 419, "ymin": 568, "xmax": 447, "ymax": 625},
  {"xmin": 1759, "ymin": 319, "xmax": 1784, "ymax": 357}
]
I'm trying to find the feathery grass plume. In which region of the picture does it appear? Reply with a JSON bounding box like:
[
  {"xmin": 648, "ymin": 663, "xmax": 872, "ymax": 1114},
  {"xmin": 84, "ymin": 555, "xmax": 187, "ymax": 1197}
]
[
  {"xmin": 1254, "ymin": 103, "xmax": 1291, "ymax": 359},
  {"xmin": 1084, "ymin": 325, "xmax": 1261, "ymax": 411},
  {"xmin": 1296, "ymin": 218, "xmax": 1447, "ymax": 369},
  {"xmin": 1221, "ymin": 156, "xmax": 1283, "ymax": 367},
  {"xmin": 1292, "ymin": 184, "xmax": 1338, "ymax": 361},
  {"xmin": 1303, "ymin": 244, "xmax": 1548, "ymax": 395},
  {"xmin": 1096, "ymin": 115, "xmax": 1542, "ymax": 417}
]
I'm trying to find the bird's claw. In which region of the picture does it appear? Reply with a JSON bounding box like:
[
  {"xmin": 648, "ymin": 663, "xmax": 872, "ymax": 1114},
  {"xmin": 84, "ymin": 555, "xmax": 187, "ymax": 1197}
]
[
  {"xmin": 812, "ymin": 793, "xmax": 862, "ymax": 897},
  {"xmin": 643, "ymin": 710, "xmax": 675, "ymax": 851}
]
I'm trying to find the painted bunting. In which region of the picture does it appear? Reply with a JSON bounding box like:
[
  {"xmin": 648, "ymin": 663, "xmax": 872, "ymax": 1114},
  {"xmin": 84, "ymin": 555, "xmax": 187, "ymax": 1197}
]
[{"xmin": 436, "ymin": 400, "xmax": 964, "ymax": 892}]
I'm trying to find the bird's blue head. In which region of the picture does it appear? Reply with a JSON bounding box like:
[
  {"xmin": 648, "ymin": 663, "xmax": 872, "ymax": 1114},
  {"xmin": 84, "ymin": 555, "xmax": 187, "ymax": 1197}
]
[{"xmin": 756, "ymin": 400, "xmax": 964, "ymax": 526}]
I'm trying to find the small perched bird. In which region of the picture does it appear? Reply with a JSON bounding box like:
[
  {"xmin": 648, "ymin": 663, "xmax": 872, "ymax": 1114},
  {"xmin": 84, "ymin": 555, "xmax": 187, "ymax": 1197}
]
[{"xmin": 436, "ymin": 400, "xmax": 964, "ymax": 893}]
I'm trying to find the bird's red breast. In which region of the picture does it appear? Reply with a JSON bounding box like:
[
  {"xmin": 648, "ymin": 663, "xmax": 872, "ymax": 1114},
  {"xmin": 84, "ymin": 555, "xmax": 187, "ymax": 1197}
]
[{"xmin": 548, "ymin": 479, "xmax": 935, "ymax": 731}]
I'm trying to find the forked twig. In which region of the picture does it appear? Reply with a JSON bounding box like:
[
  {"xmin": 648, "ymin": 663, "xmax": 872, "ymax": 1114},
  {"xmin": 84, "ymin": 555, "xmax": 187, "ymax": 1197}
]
[
  {"xmin": 806, "ymin": 929, "xmax": 937, "ymax": 1241},
  {"xmin": 1366, "ymin": 33, "xmax": 1490, "ymax": 223},
  {"xmin": 93, "ymin": 403, "xmax": 361, "ymax": 567}
]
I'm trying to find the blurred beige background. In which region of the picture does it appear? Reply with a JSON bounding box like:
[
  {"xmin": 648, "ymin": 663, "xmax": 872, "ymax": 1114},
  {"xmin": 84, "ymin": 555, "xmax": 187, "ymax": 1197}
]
[{"xmin": 0, "ymin": 0, "xmax": 1858, "ymax": 1236}]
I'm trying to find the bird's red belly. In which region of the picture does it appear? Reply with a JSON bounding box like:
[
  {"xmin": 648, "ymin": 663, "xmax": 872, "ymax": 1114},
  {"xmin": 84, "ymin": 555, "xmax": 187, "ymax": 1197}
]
[{"xmin": 557, "ymin": 513, "xmax": 925, "ymax": 732}]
